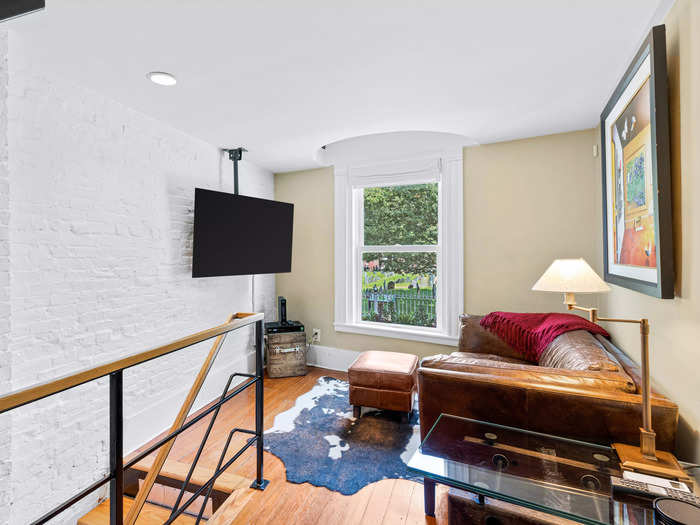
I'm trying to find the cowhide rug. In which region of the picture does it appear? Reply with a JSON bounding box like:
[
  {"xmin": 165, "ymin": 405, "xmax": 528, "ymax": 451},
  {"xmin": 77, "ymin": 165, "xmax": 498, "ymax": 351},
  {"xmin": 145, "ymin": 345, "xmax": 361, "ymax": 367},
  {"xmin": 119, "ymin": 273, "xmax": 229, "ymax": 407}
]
[{"xmin": 264, "ymin": 376, "xmax": 421, "ymax": 495}]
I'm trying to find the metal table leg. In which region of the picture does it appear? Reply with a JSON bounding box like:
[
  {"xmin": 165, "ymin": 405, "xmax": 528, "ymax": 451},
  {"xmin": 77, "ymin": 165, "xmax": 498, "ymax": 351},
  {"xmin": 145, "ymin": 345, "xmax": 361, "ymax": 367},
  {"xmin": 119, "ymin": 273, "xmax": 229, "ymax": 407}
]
[{"xmin": 424, "ymin": 477, "xmax": 436, "ymax": 517}]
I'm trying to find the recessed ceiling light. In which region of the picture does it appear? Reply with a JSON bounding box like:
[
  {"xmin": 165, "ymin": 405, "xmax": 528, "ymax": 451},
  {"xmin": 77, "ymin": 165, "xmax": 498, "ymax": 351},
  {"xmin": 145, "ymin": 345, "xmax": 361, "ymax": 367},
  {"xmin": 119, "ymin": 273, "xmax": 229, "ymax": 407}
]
[{"xmin": 147, "ymin": 71, "xmax": 177, "ymax": 86}]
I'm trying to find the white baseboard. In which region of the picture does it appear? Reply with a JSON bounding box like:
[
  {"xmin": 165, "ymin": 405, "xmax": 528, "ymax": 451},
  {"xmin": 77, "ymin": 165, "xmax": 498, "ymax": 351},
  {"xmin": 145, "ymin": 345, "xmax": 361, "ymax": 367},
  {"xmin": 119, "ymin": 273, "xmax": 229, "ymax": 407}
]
[{"xmin": 306, "ymin": 344, "xmax": 361, "ymax": 372}]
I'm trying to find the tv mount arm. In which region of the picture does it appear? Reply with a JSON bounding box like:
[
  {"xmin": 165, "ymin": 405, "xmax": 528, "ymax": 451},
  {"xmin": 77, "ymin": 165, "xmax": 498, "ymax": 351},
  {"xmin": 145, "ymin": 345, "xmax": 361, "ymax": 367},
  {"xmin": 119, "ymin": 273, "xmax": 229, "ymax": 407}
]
[
  {"xmin": 223, "ymin": 147, "xmax": 256, "ymax": 314},
  {"xmin": 224, "ymin": 147, "xmax": 247, "ymax": 195}
]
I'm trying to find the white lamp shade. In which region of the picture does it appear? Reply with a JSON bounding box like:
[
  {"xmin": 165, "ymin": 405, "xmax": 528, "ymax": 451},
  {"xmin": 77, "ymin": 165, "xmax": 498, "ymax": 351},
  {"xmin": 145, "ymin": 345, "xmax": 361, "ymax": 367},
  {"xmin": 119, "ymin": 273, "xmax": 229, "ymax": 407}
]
[{"xmin": 532, "ymin": 258, "xmax": 610, "ymax": 294}]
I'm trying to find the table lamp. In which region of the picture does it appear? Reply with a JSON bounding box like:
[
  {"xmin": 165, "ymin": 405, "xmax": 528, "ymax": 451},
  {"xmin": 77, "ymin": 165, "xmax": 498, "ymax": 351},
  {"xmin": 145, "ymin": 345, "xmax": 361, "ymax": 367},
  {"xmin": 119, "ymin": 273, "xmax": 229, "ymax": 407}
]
[{"xmin": 532, "ymin": 258, "xmax": 685, "ymax": 480}]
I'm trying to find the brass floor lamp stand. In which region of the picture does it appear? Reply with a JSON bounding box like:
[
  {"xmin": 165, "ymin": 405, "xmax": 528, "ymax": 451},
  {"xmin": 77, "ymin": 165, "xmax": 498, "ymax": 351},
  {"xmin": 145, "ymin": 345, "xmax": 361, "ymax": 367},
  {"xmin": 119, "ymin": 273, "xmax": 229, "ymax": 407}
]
[{"xmin": 566, "ymin": 299, "xmax": 688, "ymax": 482}]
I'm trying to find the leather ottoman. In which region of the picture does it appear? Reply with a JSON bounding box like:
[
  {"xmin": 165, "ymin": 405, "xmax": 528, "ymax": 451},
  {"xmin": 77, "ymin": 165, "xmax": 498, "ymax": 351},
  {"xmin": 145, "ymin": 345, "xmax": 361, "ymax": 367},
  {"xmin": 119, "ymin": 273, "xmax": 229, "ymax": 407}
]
[{"xmin": 348, "ymin": 351, "xmax": 418, "ymax": 420}]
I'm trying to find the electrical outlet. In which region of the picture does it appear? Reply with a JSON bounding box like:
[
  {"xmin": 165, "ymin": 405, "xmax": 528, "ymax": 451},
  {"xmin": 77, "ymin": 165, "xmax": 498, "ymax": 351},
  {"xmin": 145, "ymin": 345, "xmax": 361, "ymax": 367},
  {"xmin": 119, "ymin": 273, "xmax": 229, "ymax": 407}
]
[{"xmin": 312, "ymin": 328, "xmax": 321, "ymax": 344}]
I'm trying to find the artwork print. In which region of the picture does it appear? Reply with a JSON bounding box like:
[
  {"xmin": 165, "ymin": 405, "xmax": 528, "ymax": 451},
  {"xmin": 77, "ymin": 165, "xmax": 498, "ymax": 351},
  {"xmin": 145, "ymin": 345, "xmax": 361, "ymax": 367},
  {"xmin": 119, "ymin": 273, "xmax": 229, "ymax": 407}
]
[
  {"xmin": 610, "ymin": 76, "xmax": 655, "ymax": 269},
  {"xmin": 601, "ymin": 25, "xmax": 673, "ymax": 298}
]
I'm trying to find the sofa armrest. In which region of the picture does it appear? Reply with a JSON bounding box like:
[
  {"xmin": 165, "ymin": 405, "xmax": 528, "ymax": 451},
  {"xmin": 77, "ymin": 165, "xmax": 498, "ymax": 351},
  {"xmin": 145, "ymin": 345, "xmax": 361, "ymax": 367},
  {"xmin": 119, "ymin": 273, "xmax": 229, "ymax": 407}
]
[
  {"xmin": 418, "ymin": 366, "xmax": 678, "ymax": 452},
  {"xmin": 458, "ymin": 314, "xmax": 529, "ymax": 361}
]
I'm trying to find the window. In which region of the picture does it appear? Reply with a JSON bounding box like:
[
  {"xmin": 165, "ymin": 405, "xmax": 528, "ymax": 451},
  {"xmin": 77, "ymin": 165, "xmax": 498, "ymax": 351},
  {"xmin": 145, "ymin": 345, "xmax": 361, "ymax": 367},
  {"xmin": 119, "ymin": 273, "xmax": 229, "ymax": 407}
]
[
  {"xmin": 334, "ymin": 154, "xmax": 463, "ymax": 345},
  {"xmin": 362, "ymin": 183, "xmax": 438, "ymax": 328}
]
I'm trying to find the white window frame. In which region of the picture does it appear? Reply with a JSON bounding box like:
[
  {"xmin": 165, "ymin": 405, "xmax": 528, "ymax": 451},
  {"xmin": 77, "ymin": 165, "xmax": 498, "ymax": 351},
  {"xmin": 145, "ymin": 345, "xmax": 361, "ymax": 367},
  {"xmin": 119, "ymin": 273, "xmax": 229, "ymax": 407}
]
[{"xmin": 334, "ymin": 152, "xmax": 463, "ymax": 346}]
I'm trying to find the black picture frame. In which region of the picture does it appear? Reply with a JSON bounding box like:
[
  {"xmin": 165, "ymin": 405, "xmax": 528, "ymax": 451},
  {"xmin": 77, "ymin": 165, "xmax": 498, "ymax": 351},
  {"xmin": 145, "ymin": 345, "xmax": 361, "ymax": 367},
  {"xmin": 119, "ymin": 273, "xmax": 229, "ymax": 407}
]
[{"xmin": 600, "ymin": 25, "xmax": 674, "ymax": 299}]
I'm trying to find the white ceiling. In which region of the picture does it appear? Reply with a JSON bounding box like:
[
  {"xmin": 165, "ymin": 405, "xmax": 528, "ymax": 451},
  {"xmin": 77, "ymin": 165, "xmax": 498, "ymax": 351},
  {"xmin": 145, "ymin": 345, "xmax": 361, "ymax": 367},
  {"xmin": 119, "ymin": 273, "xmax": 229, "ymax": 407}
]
[{"xmin": 7, "ymin": 0, "xmax": 671, "ymax": 173}]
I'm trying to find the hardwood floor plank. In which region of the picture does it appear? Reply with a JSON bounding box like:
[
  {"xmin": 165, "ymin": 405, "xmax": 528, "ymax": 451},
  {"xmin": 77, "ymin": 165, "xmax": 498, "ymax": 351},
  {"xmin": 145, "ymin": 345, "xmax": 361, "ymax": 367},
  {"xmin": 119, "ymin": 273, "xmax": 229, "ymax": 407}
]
[
  {"xmin": 359, "ymin": 479, "xmax": 396, "ymax": 525},
  {"xmin": 262, "ymin": 479, "xmax": 309, "ymax": 525},
  {"xmin": 315, "ymin": 490, "xmax": 357, "ymax": 525},
  {"xmin": 78, "ymin": 497, "xmax": 198, "ymax": 525},
  {"xmin": 209, "ymin": 487, "xmax": 255, "ymax": 525},
  {"xmin": 284, "ymin": 484, "xmax": 333, "ymax": 525},
  {"xmin": 243, "ymin": 473, "xmax": 290, "ymax": 525},
  {"xmin": 340, "ymin": 481, "xmax": 376, "ymax": 525},
  {"xmin": 406, "ymin": 481, "xmax": 435, "ymax": 525},
  {"xmin": 382, "ymin": 479, "xmax": 416, "ymax": 525}
]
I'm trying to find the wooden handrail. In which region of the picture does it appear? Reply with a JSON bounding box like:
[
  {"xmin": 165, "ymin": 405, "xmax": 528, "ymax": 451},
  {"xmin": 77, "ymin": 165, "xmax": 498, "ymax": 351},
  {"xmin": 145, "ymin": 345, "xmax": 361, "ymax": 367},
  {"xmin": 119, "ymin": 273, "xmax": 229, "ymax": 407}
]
[{"xmin": 0, "ymin": 312, "xmax": 264, "ymax": 414}]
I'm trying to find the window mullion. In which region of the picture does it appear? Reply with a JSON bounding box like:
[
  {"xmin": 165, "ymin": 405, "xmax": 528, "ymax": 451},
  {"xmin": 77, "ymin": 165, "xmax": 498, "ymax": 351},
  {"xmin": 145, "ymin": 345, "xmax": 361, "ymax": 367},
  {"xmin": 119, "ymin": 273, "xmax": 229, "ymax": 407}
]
[{"xmin": 359, "ymin": 245, "xmax": 438, "ymax": 253}]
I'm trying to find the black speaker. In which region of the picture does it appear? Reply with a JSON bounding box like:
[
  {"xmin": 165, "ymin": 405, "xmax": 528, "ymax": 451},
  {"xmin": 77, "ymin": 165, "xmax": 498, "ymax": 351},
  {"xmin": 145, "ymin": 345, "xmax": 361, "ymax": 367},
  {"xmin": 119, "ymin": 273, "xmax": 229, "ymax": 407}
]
[{"xmin": 654, "ymin": 497, "xmax": 700, "ymax": 525}]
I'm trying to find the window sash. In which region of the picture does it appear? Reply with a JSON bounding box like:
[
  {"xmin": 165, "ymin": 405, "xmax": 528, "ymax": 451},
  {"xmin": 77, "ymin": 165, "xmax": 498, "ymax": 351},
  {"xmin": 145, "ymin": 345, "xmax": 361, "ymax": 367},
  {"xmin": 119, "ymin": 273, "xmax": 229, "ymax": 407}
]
[
  {"xmin": 353, "ymin": 181, "xmax": 443, "ymax": 332},
  {"xmin": 356, "ymin": 249, "xmax": 442, "ymax": 332}
]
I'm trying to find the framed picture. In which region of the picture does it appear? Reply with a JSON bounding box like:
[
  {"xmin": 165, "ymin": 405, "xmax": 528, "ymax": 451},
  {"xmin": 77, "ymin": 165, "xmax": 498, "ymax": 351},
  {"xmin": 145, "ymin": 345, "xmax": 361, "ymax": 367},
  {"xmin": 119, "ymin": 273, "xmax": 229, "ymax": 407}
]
[{"xmin": 601, "ymin": 25, "xmax": 674, "ymax": 298}]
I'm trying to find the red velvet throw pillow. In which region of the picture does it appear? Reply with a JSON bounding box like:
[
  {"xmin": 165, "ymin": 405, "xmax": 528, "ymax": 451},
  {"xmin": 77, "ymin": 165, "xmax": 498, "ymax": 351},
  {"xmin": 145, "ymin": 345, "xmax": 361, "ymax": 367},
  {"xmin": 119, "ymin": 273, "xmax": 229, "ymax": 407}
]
[{"xmin": 479, "ymin": 312, "xmax": 610, "ymax": 362}]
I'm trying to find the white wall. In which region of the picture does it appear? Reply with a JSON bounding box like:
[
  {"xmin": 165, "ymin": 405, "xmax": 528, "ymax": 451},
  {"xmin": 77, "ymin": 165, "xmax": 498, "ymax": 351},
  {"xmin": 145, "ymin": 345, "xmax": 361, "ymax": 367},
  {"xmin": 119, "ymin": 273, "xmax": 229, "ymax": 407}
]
[
  {"xmin": 0, "ymin": 30, "xmax": 274, "ymax": 524},
  {"xmin": 0, "ymin": 29, "xmax": 11, "ymax": 525}
]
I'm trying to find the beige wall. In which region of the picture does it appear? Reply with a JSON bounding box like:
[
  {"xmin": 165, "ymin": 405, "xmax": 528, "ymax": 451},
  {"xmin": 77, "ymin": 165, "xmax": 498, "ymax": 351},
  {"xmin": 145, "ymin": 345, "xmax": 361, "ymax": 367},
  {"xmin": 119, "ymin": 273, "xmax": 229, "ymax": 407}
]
[
  {"xmin": 597, "ymin": 0, "xmax": 700, "ymax": 461},
  {"xmin": 275, "ymin": 129, "xmax": 600, "ymax": 360},
  {"xmin": 464, "ymin": 129, "xmax": 601, "ymax": 314}
]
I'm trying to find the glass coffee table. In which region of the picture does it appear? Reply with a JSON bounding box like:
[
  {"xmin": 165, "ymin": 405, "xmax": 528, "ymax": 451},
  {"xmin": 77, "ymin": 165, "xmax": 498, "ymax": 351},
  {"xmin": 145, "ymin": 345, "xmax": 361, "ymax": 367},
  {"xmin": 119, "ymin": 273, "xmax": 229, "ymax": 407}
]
[{"xmin": 407, "ymin": 414, "xmax": 657, "ymax": 524}]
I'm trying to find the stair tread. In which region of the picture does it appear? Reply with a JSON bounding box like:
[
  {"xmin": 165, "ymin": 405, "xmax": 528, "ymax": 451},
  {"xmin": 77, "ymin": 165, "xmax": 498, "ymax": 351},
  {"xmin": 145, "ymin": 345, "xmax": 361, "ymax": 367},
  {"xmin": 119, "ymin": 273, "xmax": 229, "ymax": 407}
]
[
  {"xmin": 77, "ymin": 497, "xmax": 201, "ymax": 525},
  {"xmin": 131, "ymin": 456, "xmax": 249, "ymax": 494}
]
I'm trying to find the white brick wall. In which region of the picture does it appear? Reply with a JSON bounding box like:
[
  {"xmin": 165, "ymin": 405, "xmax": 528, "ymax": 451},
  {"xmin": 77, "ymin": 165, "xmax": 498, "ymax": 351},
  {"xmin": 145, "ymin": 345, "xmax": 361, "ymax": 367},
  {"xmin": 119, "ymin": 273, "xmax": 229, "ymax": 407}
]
[
  {"xmin": 0, "ymin": 32, "xmax": 275, "ymax": 524},
  {"xmin": 0, "ymin": 29, "xmax": 11, "ymax": 525}
]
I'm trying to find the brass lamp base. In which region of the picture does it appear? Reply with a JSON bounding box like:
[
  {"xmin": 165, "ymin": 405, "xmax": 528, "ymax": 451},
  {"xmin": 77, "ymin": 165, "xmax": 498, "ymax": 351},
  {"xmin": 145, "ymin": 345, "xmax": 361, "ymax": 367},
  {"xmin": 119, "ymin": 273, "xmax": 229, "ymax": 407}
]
[
  {"xmin": 613, "ymin": 442, "xmax": 690, "ymax": 484},
  {"xmin": 639, "ymin": 427, "xmax": 657, "ymax": 459}
]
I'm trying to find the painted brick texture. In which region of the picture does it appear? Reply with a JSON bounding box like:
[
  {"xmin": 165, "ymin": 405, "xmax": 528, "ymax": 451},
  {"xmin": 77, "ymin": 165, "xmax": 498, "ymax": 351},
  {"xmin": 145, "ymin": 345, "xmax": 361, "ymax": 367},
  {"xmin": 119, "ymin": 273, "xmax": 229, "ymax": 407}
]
[
  {"xmin": 1, "ymin": 33, "xmax": 275, "ymax": 523},
  {"xmin": 0, "ymin": 29, "xmax": 11, "ymax": 525}
]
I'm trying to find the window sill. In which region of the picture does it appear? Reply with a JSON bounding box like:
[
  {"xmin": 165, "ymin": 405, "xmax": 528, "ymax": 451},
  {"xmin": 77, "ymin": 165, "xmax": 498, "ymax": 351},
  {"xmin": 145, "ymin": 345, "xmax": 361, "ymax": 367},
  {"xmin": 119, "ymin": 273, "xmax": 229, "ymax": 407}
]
[{"xmin": 333, "ymin": 322, "xmax": 458, "ymax": 347}]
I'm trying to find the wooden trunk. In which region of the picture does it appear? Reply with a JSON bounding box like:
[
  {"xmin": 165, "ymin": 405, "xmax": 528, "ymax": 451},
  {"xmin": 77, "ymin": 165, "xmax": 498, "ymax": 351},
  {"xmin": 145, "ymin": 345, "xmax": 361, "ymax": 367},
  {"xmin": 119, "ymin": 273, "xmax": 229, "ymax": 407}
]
[{"xmin": 266, "ymin": 332, "xmax": 307, "ymax": 378}]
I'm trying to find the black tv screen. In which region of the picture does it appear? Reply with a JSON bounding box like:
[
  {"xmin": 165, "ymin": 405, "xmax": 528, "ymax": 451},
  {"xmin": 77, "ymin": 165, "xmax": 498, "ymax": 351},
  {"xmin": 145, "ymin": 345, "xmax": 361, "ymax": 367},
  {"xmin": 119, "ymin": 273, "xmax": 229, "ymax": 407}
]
[{"xmin": 192, "ymin": 188, "xmax": 294, "ymax": 277}]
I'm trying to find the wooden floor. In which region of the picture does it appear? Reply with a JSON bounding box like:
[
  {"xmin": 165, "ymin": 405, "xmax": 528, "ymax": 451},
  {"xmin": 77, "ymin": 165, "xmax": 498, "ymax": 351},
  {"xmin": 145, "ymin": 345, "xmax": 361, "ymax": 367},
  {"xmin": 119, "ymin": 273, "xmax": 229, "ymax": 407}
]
[{"xmin": 128, "ymin": 366, "xmax": 447, "ymax": 524}]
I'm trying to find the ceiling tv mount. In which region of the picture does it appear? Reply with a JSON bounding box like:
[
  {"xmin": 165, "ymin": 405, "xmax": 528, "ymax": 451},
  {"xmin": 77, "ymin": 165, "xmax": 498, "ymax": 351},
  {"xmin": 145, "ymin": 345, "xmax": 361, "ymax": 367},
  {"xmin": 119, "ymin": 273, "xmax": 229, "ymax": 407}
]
[{"xmin": 223, "ymin": 147, "xmax": 247, "ymax": 195}]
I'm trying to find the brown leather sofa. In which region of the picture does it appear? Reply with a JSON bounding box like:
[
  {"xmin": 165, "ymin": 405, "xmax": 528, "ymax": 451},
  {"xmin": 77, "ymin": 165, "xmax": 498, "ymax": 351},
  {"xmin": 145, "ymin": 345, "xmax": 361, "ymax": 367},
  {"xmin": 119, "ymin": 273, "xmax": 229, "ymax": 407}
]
[{"xmin": 418, "ymin": 314, "xmax": 679, "ymax": 451}]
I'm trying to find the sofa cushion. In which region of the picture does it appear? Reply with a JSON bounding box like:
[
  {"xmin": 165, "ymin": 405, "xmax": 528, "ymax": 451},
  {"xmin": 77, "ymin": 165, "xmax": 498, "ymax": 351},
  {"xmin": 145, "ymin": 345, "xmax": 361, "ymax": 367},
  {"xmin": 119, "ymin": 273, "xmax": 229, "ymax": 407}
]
[
  {"xmin": 422, "ymin": 352, "xmax": 528, "ymax": 369},
  {"xmin": 539, "ymin": 330, "xmax": 622, "ymax": 372},
  {"xmin": 459, "ymin": 314, "xmax": 529, "ymax": 361},
  {"xmin": 420, "ymin": 353, "xmax": 637, "ymax": 394},
  {"xmin": 348, "ymin": 350, "xmax": 418, "ymax": 392}
]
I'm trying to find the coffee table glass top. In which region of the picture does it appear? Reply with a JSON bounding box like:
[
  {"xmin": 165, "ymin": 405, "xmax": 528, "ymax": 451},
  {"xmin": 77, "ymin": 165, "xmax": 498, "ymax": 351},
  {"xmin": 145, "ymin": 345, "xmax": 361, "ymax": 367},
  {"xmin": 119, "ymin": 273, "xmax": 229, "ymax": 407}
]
[{"xmin": 407, "ymin": 414, "xmax": 650, "ymax": 525}]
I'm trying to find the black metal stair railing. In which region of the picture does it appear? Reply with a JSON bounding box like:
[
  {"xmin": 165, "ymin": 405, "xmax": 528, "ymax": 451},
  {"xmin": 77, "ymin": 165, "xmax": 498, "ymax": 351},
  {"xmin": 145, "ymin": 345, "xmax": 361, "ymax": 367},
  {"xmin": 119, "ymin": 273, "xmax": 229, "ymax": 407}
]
[
  {"xmin": 168, "ymin": 371, "xmax": 255, "ymax": 519},
  {"xmin": 0, "ymin": 312, "xmax": 269, "ymax": 525},
  {"xmin": 167, "ymin": 428, "xmax": 257, "ymax": 524}
]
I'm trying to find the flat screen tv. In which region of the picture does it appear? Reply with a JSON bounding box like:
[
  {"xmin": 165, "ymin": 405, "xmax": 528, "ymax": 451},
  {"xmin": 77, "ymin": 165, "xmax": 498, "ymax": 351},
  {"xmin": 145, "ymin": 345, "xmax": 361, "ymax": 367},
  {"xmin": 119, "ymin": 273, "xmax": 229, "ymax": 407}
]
[{"xmin": 192, "ymin": 188, "xmax": 294, "ymax": 278}]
